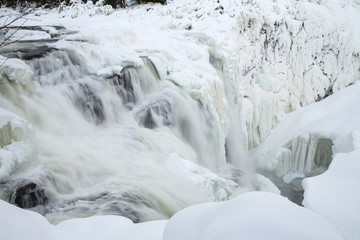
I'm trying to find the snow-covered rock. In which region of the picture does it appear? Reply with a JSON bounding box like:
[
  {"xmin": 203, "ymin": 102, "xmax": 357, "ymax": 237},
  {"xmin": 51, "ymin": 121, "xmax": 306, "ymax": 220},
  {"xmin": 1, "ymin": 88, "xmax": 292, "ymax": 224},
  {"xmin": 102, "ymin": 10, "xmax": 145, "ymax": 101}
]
[
  {"xmin": 0, "ymin": 57, "xmax": 33, "ymax": 85},
  {"xmin": 166, "ymin": 153, "xmax": 237, "ymax": 201}
]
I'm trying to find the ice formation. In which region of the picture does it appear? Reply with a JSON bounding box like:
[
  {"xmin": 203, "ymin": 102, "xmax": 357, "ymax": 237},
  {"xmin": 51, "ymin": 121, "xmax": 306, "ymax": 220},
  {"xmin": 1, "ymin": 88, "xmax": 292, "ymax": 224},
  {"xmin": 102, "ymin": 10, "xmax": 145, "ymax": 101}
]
[
  {"xmin": 0, "ymin": 107, "xmax": 33, "ymax": 182},
  {"xmin": 274, "ymin": 134, "xmax": 333, "ymax": 183},
  {"xmin": 0, "ymin": 57, "xmax": 33, "ymax": 85}
]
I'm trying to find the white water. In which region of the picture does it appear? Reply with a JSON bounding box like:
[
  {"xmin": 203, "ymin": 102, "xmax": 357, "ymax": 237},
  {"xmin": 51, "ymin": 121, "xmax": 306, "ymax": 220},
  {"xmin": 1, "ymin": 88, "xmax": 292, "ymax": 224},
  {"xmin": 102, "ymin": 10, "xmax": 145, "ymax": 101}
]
[{"xmin": 0, "ymin": 44, "xmax": 243, "ymax": 223}]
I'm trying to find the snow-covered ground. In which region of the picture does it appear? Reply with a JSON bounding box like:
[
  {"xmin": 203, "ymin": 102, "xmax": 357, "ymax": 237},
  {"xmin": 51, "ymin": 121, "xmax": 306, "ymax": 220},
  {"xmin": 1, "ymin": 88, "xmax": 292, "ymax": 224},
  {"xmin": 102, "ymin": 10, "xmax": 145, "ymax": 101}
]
[
  {"xmin": 0, "ymin": 191, "xmax": 344, "ymax": 240},
  {"xmin": 0, "ymin": 0, "xmax": 360, "ymax": 239}
]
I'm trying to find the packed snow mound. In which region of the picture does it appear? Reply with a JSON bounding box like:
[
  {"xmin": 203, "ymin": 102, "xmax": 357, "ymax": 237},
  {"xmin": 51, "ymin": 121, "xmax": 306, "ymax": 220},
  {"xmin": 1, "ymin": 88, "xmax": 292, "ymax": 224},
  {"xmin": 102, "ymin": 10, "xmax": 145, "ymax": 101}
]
[
  {"xmin": 0, "ymin": 192, "xmax": 344, "ymax": 240},
  {"xmin": 57, "ymin": 215, "xmax": 166, "ymax": 240},
  {"xmin": 163, "ymin": 191, "xmax": 343, "ymax": 240},
  {"xmin": 0, "ymin": 199, "xmax": 166, "ymax": 240},
  {"xmin": 0, "ymin": 199, "xmax": 71, "ymax": 240},
  {"xmin": 303, "ymin": 130, "xmax": 360, "ymax": 240}
]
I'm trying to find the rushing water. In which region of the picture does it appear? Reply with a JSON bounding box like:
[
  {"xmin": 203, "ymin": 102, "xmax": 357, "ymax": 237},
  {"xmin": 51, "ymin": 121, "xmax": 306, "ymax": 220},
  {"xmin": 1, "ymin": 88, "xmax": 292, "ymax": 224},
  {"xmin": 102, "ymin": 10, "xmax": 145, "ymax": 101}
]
[{"xmin": 0, "ymin": 32, "xmax": 253, "ymax": 223}]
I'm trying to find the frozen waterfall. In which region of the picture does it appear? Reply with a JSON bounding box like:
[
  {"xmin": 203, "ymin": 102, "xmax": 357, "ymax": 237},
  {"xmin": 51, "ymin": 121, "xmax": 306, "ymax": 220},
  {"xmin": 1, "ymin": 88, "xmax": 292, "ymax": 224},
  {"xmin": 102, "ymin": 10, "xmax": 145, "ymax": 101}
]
[{"xmin": 0, "ymin": 0, "xmax": 359, "ymax": 234}]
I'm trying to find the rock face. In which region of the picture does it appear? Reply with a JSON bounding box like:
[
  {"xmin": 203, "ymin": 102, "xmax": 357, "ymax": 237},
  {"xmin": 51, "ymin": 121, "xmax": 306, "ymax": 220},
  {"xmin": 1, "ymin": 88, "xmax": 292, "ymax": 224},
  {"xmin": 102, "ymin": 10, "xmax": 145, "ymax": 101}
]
[
  {"xmin": 112, "ymin": 67, "xmax": 137, "ymax": 109},
  {"xmin": 10, "ymin": 182, "xmax": 48, "ymax": 209},
  {"xmin": 135, "ymin": 97, "xmax": 173, "ymax": 129},
  {"xmin": 68, "ymin": 83, "xmax": 105, "ymax": 125},
  {"xmin": 138, "ymin": 0, "xmax": 166, "ymax": 4}
]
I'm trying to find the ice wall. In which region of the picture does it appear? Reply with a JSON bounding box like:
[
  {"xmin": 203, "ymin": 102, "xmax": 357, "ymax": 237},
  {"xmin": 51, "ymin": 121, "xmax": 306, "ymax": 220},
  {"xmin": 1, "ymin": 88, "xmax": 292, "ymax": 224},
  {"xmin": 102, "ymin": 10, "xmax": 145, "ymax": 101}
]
[
  {"xmin": 275, "ymin": 134, "xmax": 333, "ymax": 183},
  {"xmin": 171, "ymin": 0, "xmax": 360, "ymax": 148}
]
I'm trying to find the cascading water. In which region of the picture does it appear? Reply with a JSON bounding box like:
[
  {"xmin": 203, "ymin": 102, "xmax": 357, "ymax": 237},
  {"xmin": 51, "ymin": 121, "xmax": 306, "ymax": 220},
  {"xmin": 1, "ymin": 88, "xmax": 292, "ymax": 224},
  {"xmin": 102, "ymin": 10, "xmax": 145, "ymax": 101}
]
[
  {"xmin": 209, "ymin": 54, "xmax": 255, "ymax": 179},
  {"xmin": 0, "ymin": 31, "xmax": 245, "ymax": 223}
]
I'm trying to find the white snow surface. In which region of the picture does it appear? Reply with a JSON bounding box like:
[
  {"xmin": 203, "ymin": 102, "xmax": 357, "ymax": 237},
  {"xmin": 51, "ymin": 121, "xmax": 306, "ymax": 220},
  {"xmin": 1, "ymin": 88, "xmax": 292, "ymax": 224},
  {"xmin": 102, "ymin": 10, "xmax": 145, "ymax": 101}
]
[
  {"xmin": 0, "ymin": 192, "xmax": 344, "ymax": 240},
  {"xmin": 0, "ymin": 199, "xmax": 165, "ymax": 240},
  {"xmin": 303, "ymin": 130, "xmax": 360, "ymax": 240},
  {"xmin": 164, "ymin": 191, "xmax": 343, "ymax": 240}
]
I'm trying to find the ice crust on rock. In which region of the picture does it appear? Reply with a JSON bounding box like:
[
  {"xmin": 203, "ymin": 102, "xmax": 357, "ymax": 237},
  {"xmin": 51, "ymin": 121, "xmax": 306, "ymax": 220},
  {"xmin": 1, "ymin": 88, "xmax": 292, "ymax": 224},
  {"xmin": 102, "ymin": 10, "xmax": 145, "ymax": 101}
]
[
  {"xmin": 0, "ymin": 57, "xmax": 34, "ymax": 85},
  {"xmin": 0, "ymin": 108, "xmax": 33, "ymax": 182},
  {"xmin": 4, "ymin": 29, "xmax": 51, "ymax": 42},
  {"xmin": 166, "ymin": 153, "xmax": 237, "ymax": 201}
]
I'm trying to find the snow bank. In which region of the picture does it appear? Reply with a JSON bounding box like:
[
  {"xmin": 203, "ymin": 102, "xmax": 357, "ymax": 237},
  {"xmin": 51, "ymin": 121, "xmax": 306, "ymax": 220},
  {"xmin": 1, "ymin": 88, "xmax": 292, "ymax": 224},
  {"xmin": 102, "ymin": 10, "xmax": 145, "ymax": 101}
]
[
  {"xmin": 57, "ymin": 215, "xmax": 166, "ymax": 240},
  {"xmin": 0, "ymin": 199, "xmax": 71, "ymax": 240},
  {"xmin": 0, "ymin": 199, "xmax": 165, "ymax": 240},
  {"xmin": 0, "ymin": 192, "xmax": 344, "ymax": 240},
  {"xmin": 303, "ymin": 130, "xmax": 360, "ymax": 240},
  {"xmin": 163, "ymin": 191, "xmax": 343, "ymax": 240}
]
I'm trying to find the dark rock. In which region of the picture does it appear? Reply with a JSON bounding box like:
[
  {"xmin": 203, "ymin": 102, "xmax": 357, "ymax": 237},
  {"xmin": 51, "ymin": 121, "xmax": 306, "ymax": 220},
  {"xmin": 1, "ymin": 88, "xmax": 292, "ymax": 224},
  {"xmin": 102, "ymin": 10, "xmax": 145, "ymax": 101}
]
[
  {"xmin": 20, "ymin": 45, "xmax": 56, "ymax": 60},
  {"xmin": 112, "ymin": 67, "xmax": 137, "ymax": 109},
  {"xmin": 10, "ymin": 182, "xmax": 48, "ymax": 209},
  {"xmin": 68, "ymin": 83, "xmax": 105, "ymax": 125},
  {"xmin": 316, "ymin": 86, "xmax": 333, "ymax": 102},
  {"xmin": 138, "ymin": 0, "xmax": 166, "ymax": 5},
  {"xmin": 77, "ymin": 83, "xmax": 105, "ymax": 125},
  {"xmin": 135, "ymin": 97, "xmax": 173, "ymax": 129},
  {"xmin": 0, "ymin": 43, "xmax": 57, "ymax": 60},
  {"xmin": 185, "ymin": 24, "xmax": 192, "ymax": 31}
]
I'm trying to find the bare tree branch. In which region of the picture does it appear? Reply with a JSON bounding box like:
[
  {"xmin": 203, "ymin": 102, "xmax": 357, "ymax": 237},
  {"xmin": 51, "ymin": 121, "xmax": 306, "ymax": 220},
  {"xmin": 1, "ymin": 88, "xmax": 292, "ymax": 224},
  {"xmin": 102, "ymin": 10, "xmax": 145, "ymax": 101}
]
[
  {"xmin": 0, "ymin": 18, "xmax": 28, "ymax": 47},
  {"xmin": 0, "ymin": 8, "xmax": 34, "ymax": 31},
  {"xmin": 0, "ymin": 7, "xmax": 35, "ymax": 86}
]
